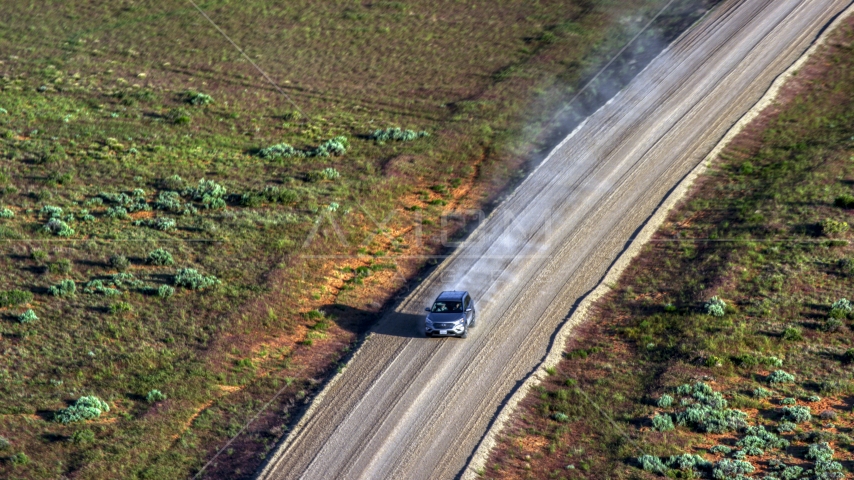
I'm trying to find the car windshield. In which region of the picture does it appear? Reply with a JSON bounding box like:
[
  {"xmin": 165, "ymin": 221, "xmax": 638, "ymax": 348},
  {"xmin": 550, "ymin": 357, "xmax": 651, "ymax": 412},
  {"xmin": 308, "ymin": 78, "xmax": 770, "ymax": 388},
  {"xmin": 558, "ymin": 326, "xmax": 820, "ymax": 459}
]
[{"xmin": 431, "ymin": 301, "xmax": 463, "ymax": 313}]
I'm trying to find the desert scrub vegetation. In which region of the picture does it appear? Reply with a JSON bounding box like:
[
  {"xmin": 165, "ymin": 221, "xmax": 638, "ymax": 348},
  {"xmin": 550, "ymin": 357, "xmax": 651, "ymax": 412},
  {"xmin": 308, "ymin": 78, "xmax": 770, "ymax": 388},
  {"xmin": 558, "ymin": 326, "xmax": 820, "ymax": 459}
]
[
  {"xmin": 182, "ymin": 90, "xmax": 213, "ymax": 106},
  {"xmin": 17, "ymin": 308, "xmax": 37, "ymax": 324},
  {"xmin": 0, "ymin": 289, "xmax": 32, "ymax": 308},
  {"xmin": 0, "ymin": 0, "xmax": 730, "ymax": 476},
  {"xmin": 259, "ymin": 136, "xmax": 349, "ymax": 159},
  {"xmin": 485, "ymin": 17, "xmax": 854, "ymax": 480},
  {"xmin": 54, "ymin": 396, "xmax": 110, "ymax": 424},
  {"xmin": 369, "ymin": 127, "xmax": 429, "ymax": 144},
  {"xmin": 174, "ymin": 268, "xmax": 220, "ymax": 290},
  {"xmin": 146, "ymin": 248, "xmax": 174, "ymax": 266},
  {"xmin": 146, "ymin": 389, "xmax": 166, "ymax": 403}
]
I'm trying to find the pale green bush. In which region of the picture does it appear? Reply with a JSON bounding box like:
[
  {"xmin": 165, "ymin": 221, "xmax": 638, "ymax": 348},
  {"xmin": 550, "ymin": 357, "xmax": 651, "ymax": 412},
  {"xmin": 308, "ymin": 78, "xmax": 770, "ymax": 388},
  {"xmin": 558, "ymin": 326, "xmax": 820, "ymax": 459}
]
[
  {"xmin": 54, "ymin": 396, "xmax": 109, "ymax": 424},
  {"xmin": 43, "ymin": 218, "xmax": 74, "ymax": 236},
  {"xmin": 157, "ymin": 285, "xmax": 175, "ymax": 298},
  {"xmin": 40, "ymin": 205, "xmax": 63, "ymax": 218},
  {"xmin": 146, "ymin": 389, "xmax": 166, "ymax": 402},
  {"xmin": 147, "ymin": 248, "xmax": 174, "ymax": 266},
  {"xmin": 18, "ymin": 309, "xmax": 37, "ymax": 324},
  {"xmin": 110, "ymin": 254, "xmax": 130, "ymax": 272},
  {"xmin": 781, "ymin": 405, "xmax": 811, "ymax": 423},
  {"xmin": 49, "ymin": 279, "xmax": 76, "ymax": 297},
  {"xmin": 174, "ymin": 268, "xmax": 220, "ymax": 290},
  {"xmin": 370, "ymin": 127, "xmax": 429, "ymax": 143},
  {"xmin": 820, "ymin": 218, "xmax": 849, "ymax": 237},
  {"xmin": 652, "ymin": 413, "xmax": 674, "ymax": 431},
  {"xmin": 768, "ymin": 370, "xmax": 795, "ymax": 385},
  {"xmin": 705, "ymin": 296, "xmax": 726, "ymax": 317}
]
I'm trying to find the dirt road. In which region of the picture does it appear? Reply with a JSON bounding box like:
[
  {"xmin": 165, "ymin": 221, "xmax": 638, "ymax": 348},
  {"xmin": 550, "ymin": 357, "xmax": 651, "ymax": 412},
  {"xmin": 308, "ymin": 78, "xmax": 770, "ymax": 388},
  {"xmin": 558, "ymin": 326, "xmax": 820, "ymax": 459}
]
[{"xmin": 257, "ymin": 1, "xmax": 852, "ymax": 478}]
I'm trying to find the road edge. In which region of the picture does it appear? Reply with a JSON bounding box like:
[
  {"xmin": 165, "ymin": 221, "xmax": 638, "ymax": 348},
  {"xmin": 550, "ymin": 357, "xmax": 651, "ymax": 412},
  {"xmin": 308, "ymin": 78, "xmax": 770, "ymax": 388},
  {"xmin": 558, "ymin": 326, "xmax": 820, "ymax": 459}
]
[{"xmin": 460, "ymin": 3, "xmax": 854, "ymax": 478}]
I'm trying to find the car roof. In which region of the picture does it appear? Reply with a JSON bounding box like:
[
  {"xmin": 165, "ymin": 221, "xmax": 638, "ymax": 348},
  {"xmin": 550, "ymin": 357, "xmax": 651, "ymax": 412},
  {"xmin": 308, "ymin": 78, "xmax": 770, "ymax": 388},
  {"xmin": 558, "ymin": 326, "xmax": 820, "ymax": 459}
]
[{"xmin": 435, "ymin": 290, "xmax": 467, "ymax": 301}]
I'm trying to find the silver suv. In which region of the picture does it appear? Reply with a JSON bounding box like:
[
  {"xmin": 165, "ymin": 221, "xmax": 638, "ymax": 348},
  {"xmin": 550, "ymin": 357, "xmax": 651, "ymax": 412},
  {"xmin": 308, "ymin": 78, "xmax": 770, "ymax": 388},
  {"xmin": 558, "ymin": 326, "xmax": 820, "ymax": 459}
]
[{"xmin": 424, "ymin": 290, "xmax": 476, "ymax": 338}]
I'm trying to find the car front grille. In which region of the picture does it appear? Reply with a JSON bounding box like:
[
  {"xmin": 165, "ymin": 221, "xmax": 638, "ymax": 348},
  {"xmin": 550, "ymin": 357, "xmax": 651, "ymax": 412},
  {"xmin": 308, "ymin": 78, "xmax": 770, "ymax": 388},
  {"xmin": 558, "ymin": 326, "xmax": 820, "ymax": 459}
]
[{"xmin": 434, "ymin": 323, "xmax": 455, "ymax": 329}]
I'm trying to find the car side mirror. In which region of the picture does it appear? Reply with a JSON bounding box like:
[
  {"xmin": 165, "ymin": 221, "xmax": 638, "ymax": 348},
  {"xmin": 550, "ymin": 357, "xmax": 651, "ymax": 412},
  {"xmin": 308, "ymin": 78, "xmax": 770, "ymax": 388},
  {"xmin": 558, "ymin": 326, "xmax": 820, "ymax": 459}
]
[
  {"xmin": 466, "ymin": 308, "xmax": 472, "ymax": 312},
  {"xmin": 425, "ymin": 307, "xmax": 431, "ymax": 312}
]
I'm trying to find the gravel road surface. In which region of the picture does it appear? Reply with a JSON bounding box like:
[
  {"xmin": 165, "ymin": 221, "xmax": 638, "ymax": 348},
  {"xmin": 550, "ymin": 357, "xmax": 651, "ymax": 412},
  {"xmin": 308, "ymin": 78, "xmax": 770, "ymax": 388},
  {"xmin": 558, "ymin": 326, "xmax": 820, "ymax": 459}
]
[{"xmin": 258, "ymin": 1, "xmax": 851, "ymax": 478}]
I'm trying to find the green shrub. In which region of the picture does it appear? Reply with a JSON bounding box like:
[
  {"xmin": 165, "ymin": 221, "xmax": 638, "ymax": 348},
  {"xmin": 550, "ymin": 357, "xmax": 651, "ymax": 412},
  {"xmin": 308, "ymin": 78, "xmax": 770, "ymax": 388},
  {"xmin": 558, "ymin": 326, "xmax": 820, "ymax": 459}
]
[
  {"xmin": 0, "ymin": 207, "xmax": 14, "ymax": 218},
  {"xmin": 40, "ymin": 205, "xmax": 63, "ymax": 218},
  {"xmin": 18, "ymin": 309, "xmax": 37, "ymax": 324},
  {"xmin": 822, "ymin": 318, "xmax": 844, "ymax": 332},
  {"xmin": 71, "ymin": 428, "xmax": 95, "ymax": 445},
  {"xmin": 259, "ymin": 143, "xmax": 301, "ymax": 159},
  {"xmin": 710, "ymin": 445, "xmax": 732, "ymax": 455},
  {"xmin": 551, "ymin": 412, "xmax": 569, "ymax": 422},
  {"xmin": 652, "ymin": 413, "xmax": 674, "ymax": 431},
  {"xmin": 0, "ymin": 289, "xmax": 33, "ymax": 308},
  {"xmin": 153, "ymin": 190, "xmax": 183, "ymax": 212},
  {"xmin": 763, "ymin": 355, "xmax": 784, "ymax": 367},
  {"xmin": 166, "ymin": 107, "xmax": 191, "ymax": 125},
  {"xmin": 54, "ymin": 396, "xmax": 109, "ymax": 423},
  {"xmin": 705, "ymin": 296, "xmax": 726, "ymax": 316},
  {"xmin": 110, "ymin": 272, "xmax": 144, "ymax": 289},
  {"xmin": 82, "ymin": 280, "xmax": 121, "ymax": 296},
  {"xmin": 768, "ymin": 370, "xmax": 795, "ymax": 385},
  {"xmin": 174, "ymin": 268, "xmax": 220, "ymax": 290},
  {"xmin": 818, "ymin": 380, "xmax": 849, "ymax": 396},
  {"xmin": 637, "ymin": 454, "xmax": 667, "ymax": 474},
  {"xmin": 369, "ymin": 127, "xmax": 429, "ymax": 143},
  {"xmin": 261, "ymin": 185, "xmax": 299, "ymax": 204},
  {"xmin": 162, "ymin": 175, "xmax": 185, "ymax": 190},
  {"xmin": 736, "ymin": 354, "xmax": 759, "ymax": 368},
  {"xmin": 657, "ymin": 394, "xmax": 674, "ymax": 408},
  {"xmin": 31, "ymin": 250, "xmax": 48, "ymax": 264},
  {"xmin": 157, "ymin": 285, "xmax": 175, "ymax": 298},
  {"xmin": 147, "ymin": 248, "xmax": 174, "ymax": 266},
  {"xmin": 0, "ymin": 436, "xmax": 9, "ymax": 450},
  {"xmin": 10, "ymin": 451, "xmax": 29, "ymax": 466},
  {"xmin": 43, "ymin": 218, "xmax": 74, "ymax": 236},
  {"xmin": 712, "ymin": 459, "xmax": 754, "ymax": 479},
  {"xmin": 48, "ymin": 279, "xmax": 76, "ymax": 297},
  {"xmin": 777, "ymin": 421, "xmax": 796, "ymax": 433},
  {"xmin": 834, "ymin": 194, "xmax": 854, "ymax": 208},
  {"xmin": 183, "ymin": 90, "xmax": 213, "ymax": 106},
  {"xmin": 782, "ymin": 326, "xmax": 803, "ymax": 341},
  {"xmin": 829, "ymin": 298, "xmax": 852, "ymax": 319},
  {"xmin": 781, "ymin": 405, "xmax": 811, "ymax": 423},
  {"xmin": 753, "ymin": 387, "xmax": 773, "ymax": 398},
  {"xmin": 820, "ymin": 218, "xmax": 849, "ymax": 237},
  {"xmin": 307, "ymin": 136, "xmax": 348, "ymax": 157},
  {"xmin": 106, "ymin": 206, "xmax": 129, "ymax": 219},
  {"xmin": 109, "ymin": 254, "xmax": 130, "ymax": 272},
  {"xmin": 666, "ymin": 454, "xmax": 711, "ymax": 471},
  {"xmin": 146, "ymin": 389, "xmax": 166, "ymax": 403},
  {"xmin": 184, "ymin": 178, "xmax": 226, "ymax": 209},
  {"xmin": 844, "ymin": 349, "xmax": 854, "ymax": 364},
  {"xmin": 307, "ymin": 167, "xmax": 341, "ymax": 182},
  {"xmin": 780, "ymin": 397, "xmax": 796, "ymax": 405},
  {"xmin": 807, "ymin": 395, "xmax": 821, "ymax": 402},
  {"xmin": 134, "ymin": 217, "xmax": 176, "ymax": 230},
  {"xmin": 110, "ymin": 301, "xmax": 132, "ymax": 315},
  {"xmin": 704, "ymin": 355, "xmax": 723, "ymax": 367},
  {"xmin": 806, "ymin": 442, "xmax": 834, "ymax": 462}
]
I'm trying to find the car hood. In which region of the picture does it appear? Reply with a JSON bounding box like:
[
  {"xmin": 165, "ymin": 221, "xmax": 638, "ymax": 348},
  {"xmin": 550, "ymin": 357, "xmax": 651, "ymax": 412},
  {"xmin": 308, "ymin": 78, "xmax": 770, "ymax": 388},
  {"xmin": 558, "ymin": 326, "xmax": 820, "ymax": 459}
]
[{"xmin": 426, "ymin": 312, "xmax": 465, "ymax": 322}]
